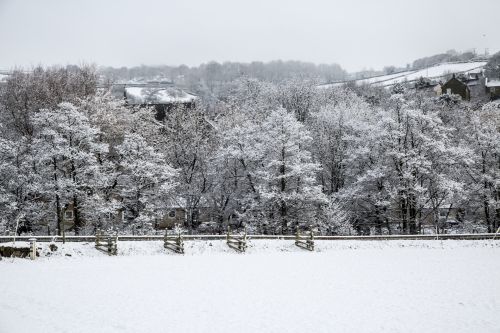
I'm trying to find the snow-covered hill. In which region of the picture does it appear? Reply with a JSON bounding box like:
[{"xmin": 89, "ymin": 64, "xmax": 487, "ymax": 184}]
[{"xmin": 320, "ymin": 61, "xmax": 487, "ymax": 88}]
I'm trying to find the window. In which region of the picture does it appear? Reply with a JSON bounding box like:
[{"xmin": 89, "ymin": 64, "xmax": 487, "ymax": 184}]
[
  {"xmin": 439, "ymin": 211, "xmax": 447, "ymax": 217},
  {"xmin": 168, "ymin": 210, "xmax": 176, "ymax": 218},
  {"xmin": 192, "ymin": 209, "xmax": 200, "ymax": 222},
  {"xmin": 64, "ymin": 210, "xmax": 74, "ymax": 220},
  {"xmin": 446, "ymin": 88, "xmax": 451, "ymax": 95}
]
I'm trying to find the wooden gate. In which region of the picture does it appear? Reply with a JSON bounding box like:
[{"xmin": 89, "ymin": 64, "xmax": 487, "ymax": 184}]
[
  {"xmin": 95, "ymin": 229, "xmax": 118, "ymax": 256},
  {"xmin": 164, "ymin": 229, "xmax": 184, "ymax": 254},
  {"xmin": 226, "ymin": 226, "xmax": 247, "ymax": 252},
  {"xmin": 295, "ymin": 228, "xmax": 314, "ymax": 251}
]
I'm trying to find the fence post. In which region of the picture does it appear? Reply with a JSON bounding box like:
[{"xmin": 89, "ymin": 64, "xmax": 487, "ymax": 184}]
[
  {"xmin": 176, "ymin": 228, "xmax": 182, "ymax": 251},
  {"xmin": 493, "ymin": 227, "xmax": 500, "ymax": 240},
  {"xmin": 29, "ymin": 238, "xmax": 36, "ymax": 260},
  {"xmin": 310, "ymin": 229, "xmax": 314, "ymax": 251},
  {"xmin": 96, "ymin": 229, "xmax": 101, "ymax": 247},
  {"xmin": 107, "ymin": 236, "xmax": 112, "ymax": 255}
]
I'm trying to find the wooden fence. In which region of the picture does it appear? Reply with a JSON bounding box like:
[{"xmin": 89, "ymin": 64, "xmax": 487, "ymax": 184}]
[
  {"xmin": 226, "ymin": 226, "xmax": 247, "ymax": 252},
  {"xmin": 493, "ymin": 227, "xmax": 500, "ymax": 240},
  {"xmin": 95, "ymin": 229, "xmax": 118, "ymax": 256},
  {"xmin": 2, "ymin": 233, "xmax": 500, "ymax": 244},
  {"xmin": 164, "ymin": 229, "xmax": 184, "ymax": 254},
  {"xmin": 295, "ymin": 228, "xmax": 314, "ymax": 251}
]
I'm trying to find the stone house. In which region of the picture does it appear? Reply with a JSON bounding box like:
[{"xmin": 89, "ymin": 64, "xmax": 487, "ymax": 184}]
[
  {"xmin": 420, "ymin": 204, "xmax": 461, "ymax": 231},
  {"xmin": 155, "ymin": 207, "xmax": 214, "ymax": 230},
  {"xmin": 441, "ymin": 75, "xmax": 470, "ymax": 101},
  {"xmin": 485, "ymin": 78, "xmax": 500, "ymax": 100},
  {"xmin": 124, "ymin": 85, "xmax": 198, "ymax": 121}
]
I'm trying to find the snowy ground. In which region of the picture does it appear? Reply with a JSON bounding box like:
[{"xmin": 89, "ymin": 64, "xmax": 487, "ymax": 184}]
[{"xmin": 1, "ymin": 240, "xmax": 499, "ymax": 333}]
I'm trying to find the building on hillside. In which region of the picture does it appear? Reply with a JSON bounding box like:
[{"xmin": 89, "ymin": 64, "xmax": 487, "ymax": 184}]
[
  {"xmin": 156, "ymin": 207, "xmax": 188, "ymax": 229},
  {"xmin": 420, "ymin": 204, "xmax": 460, "ymax": 227},
  {"xmin": 154, "ymin": 207, "xmax": 214, "ymax": 230},
  {"xmin": 124, "ymin": 86, "xmax": 198, "ymax": 121},
  {"xmin": 441, "ymin": 75, "xmax": 470, "ymax": 101},
  {"xmin": 61, "ymin": 202, "xmax": 123, "ymax": 233},
  {"xmin": 485, "ymin": 78, "xmax": 500, "ymax": 100}
]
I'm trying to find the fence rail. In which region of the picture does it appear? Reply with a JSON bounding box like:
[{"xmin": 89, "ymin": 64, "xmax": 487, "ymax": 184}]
[{"xmin": 1, "ymin": 233, "xmax": 499, "ymax": 243}]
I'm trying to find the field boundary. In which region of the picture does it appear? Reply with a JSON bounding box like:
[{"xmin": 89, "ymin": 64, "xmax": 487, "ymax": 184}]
[{"xmin": 0, "ymin": 233, "xmax": 499, "ymax": 243}]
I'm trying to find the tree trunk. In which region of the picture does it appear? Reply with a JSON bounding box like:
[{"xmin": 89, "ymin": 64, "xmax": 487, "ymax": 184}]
[
  {"xmin": 400, "ymin": 193, "xmax": 408, "ymax": 234},
  {"xmin": 53, "ymin": 158, "xmax": 62, "ymax": 236},
  {"xmin": 408, "ymin": 193, "xmax": 417, "ymax": 234},
  {"xmin": 375, "ymin": 206, "xmax": 382, "ymax": 235},
  {"xmin": 484, "ymin": 198, "xmax": 491, "ymax": 233},
  {"xmin": 279, "ymin": 147, "xmax": 287, "ymax": 233},
  {"xmin": 73, "ymin": 195, "xmax": 82, "ymax": 235},
  {"xmin": 55, "ymin": 194, "xmax": 62, "ymax": 236}
]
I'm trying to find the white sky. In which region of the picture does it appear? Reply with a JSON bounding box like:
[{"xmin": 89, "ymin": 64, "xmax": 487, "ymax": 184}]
[{"xmin": 0, "ymin": 0, "xmax": 499, "ymax": 72}]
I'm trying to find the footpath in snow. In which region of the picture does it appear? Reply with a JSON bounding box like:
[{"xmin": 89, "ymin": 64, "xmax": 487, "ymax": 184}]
[{"xmin": 1, "ymin": 239, "xmax": 499, "ymax": 333}]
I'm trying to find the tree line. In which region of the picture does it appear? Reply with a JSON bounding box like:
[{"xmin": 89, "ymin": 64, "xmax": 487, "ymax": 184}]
[{"xmin": 0, "ymin": 65, "xmax": 499, "ymax": 235}]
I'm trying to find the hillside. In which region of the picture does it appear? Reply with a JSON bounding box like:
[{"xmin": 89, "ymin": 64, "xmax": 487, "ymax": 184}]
[{"xmin": 320, "ymin": 60, "xmax": 487, "ymax": 88}]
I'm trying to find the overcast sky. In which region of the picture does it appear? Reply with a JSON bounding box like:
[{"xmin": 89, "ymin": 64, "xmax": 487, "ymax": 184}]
[{"xmin": 0, "ymin": 0, "xmax": 499, "ymax": 72}]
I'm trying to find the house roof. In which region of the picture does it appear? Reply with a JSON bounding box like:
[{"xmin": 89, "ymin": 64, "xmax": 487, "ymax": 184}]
[
  {"xmin": 442, "ymin": 76, "xmax": 469, "ymax": 90},
  {"xmin": 125, "ymin": 86, "xmax": 198, "ymax": 105},
  {"xmin": 486, "ymin": 78, "xmax": 500, "ymax": 88}
]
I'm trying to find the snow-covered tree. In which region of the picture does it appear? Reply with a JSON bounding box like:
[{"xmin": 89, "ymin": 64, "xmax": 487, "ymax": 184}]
[
  {"xmin": 0, "ymin": 65, "xmax": 97, "ymax": 137},
  {"xmin": 159, "ymin": 104, "xmax": 216, "ymax": 232},
  {"xmin": 211, "ymin": 104, "xmax": 265, "ymax": 230},
  {"xmin": 485, "ymin": 51, "xmax": 500, "ymax": 79},
  {"xmin": 308, "ymin": 88, "xmax": 371, "ymax": 195},
  {"xmin": 457, "ymin": 102, "xmax": 500, "ymax": 232},
  {"xmin": 115, "ymin": 133, "xmax": 178, "ymax": 233},
  {"xmin": 340, "ymin": 91, "xmax": 470, "ymax": 234},
  {"xmin": 256, "ymin": 107, "xmax": 326, "ymax": 232},
  {"xmin": 31, "ymin": 102, "xmax": 109, "ymax": 235}
]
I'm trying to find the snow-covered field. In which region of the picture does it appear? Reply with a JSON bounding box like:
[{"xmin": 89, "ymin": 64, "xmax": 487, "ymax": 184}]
[
  {"xmin": 1, "ymin": 240, "xmax": 499, "ymax": 333},
  {"xmin": 320, "ymin": 61, "xmax": 487, "ymax": 88}
]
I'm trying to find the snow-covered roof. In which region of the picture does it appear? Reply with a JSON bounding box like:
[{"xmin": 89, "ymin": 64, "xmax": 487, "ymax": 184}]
[
  {"xmin": 486, "ymin": 78, "xmax": 500, "ymax": 88},
  {"xmin": 467, "ymin": 68, "xmax": 483, "ymax": 74},
  {"xmin": 125, "ymin": 87, "xmax": 198, "ymax": 105}
]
